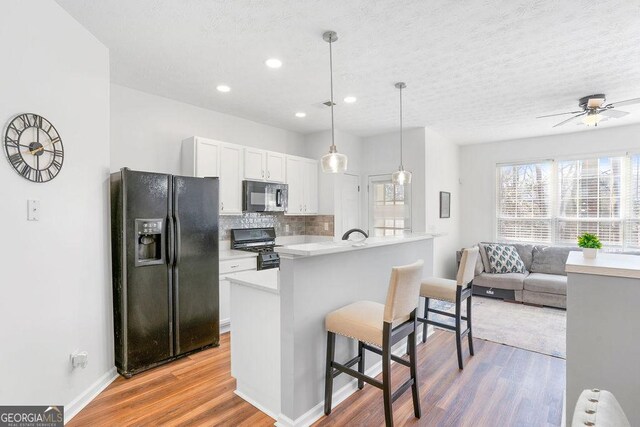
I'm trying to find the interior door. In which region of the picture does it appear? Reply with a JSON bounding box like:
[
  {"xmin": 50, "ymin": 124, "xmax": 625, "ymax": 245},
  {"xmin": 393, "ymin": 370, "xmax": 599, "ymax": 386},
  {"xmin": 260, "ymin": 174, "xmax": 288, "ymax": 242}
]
[
  {"xmin": 244, "ymin": 148, "xmax": 265, "ymax": 180},
  {"xmin": 219, "ymin": 144, "xmax": 243, "ymax": 214},
  {"xmin": 173, "ymin": 175, "xmax": 220, "ymax": 355}
]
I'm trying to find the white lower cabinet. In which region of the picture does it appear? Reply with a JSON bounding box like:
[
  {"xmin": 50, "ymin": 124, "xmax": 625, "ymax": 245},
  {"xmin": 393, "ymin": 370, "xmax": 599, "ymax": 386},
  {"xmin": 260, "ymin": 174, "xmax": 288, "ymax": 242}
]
[{"xmin": 219, "ymin": 256, "xmax": 257, "ymax": 332}]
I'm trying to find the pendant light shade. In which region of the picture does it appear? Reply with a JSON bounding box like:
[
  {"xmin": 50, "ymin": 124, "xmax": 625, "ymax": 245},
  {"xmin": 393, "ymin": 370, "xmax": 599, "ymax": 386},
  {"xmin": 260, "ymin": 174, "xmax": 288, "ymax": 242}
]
[
  {"xmin": 392, "ymin": 82, "xmax": 412, "ymax": 185},
  {"xmin": 320, "ymin": 31, "xmax": 348, "ymax": 174}
]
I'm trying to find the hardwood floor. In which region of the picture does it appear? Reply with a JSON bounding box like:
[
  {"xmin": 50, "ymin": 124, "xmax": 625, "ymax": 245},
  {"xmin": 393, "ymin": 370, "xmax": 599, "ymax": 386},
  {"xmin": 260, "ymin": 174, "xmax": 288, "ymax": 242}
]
[{"xmin": 69, "ymin": 331, "xmax": 565, "ymax": 427}]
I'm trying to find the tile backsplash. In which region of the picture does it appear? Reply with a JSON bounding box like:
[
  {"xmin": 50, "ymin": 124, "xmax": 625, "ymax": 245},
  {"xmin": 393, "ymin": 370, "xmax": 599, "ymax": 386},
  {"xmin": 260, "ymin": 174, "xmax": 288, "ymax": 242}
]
[{"xmin": 219, "ymin": 212, "xmax": 334, "ymax": 240}]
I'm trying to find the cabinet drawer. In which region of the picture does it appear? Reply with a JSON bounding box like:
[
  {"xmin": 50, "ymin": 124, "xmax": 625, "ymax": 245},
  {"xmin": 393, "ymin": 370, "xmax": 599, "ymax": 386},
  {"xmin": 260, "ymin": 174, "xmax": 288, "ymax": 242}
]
[{"xmin": 220, "ymin": 257, "xmax": 256, "ymax": 274}]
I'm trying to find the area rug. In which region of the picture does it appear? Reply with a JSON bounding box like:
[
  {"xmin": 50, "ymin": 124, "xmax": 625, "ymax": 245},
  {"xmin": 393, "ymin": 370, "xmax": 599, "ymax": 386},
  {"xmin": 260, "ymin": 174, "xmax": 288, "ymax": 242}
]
[{"xmin": 430, "ymin": 296, "xmax": 566, "ymax": 358}]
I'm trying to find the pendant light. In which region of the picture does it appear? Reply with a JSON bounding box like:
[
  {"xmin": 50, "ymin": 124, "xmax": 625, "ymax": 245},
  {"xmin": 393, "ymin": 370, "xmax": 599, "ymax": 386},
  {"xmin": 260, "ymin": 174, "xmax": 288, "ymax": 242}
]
[
  {"xmin": 392, "ymin": 82, "xmax": 412, "ymax": 185},
  {"xmin": 320, "ymin": 31, "xmax": 348, "ymax": 173}
]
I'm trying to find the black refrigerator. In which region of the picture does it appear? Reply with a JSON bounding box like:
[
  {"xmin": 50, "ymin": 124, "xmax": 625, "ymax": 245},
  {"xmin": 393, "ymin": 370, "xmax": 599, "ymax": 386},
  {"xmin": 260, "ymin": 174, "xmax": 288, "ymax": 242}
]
[{"xmin": 110, "ymin": 168, "xmax": 219, "ymax": 377}]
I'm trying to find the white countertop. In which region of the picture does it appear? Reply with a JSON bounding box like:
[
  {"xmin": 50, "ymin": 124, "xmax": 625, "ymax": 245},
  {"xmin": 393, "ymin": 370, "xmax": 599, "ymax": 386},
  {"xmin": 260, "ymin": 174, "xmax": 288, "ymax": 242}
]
[
  {"xmin": 219, "ymin": 249, "xmax": 258, "ymax": 261},
  {"xmin": 275, "ymin": 233, "xmax": 439, "ymax": 258},
  {"xmin": 566, "ymin": 251, "xmax": 640, "ymax": 279},
  {"xmin": 227, "ymin": 269, "xmax": 279, "ymax": 294}
]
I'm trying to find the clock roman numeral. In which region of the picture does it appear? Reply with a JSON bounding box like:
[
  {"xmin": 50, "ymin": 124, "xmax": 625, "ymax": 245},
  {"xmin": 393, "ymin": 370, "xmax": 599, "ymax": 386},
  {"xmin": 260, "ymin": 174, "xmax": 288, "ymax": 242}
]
[
  {"xmin": 33, "ymin": 115, "xmax": 42, "ymax": 128},
  {"xmin": 18, "ymin": 114, "xmax": 31, "ymax": 128},
  {"xmin": 5, "ymin": 136, "xmax": 19, "ymax": 149},
  {"xmin": 53, "ymin": 149, "xmax": 63, "ymax": 158},
  {"xmin": 35, "ymin": 170, "xmax": 43, "ymax": 182},
  {"xmin": 20, "ymin": 163, "xmax": 31, "ymax": 179},
  {"xmin": 9, "ymin": 153, "xmax": 23, "ymax": 167},
  {"xmin": 51, "ymin": 159, "xmax": 62, "ymax": 173},
  {"xmin": 8, "ymin": 121, "xmax": 21, "ymax": 135},
  {"xmin": 46, "ymin": 169, "xmax": 55, "ymax": 180}
]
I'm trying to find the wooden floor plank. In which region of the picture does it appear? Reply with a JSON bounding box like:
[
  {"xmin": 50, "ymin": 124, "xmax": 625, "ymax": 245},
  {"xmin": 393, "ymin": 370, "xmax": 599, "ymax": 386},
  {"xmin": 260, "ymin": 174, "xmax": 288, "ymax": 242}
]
[{"xmin": 69, "ymin": 330, "xmax": 565, "ymax": 427}]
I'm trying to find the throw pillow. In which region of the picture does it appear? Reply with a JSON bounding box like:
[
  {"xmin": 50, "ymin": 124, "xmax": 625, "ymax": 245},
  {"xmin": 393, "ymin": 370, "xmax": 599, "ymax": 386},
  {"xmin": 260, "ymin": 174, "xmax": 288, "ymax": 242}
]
[{"xmin": 485, "ymin": 243, "xmax": 526, "ymax": 274}]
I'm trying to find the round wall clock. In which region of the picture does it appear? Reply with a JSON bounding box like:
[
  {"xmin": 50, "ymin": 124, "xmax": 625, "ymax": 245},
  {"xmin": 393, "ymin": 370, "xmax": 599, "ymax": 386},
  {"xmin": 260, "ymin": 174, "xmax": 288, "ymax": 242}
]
[{"xmin": 3, "ymin": 113, "xmax": 64, "ymax": 183}]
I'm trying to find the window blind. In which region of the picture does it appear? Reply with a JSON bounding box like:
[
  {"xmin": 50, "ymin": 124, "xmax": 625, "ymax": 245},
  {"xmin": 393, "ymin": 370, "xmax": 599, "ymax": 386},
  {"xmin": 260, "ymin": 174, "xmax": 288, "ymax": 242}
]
[
  {"xmin": 496, "ymin": 162, "xmax": 552, "ymax": 242},
  {"xmin": 369, "ymin": 175, "xmax": 411, "ymax": 237},
  {"xmin": 557, "ymin": 157, "xmax": 623, "ymax": 248},
  {"xmin": 626, "ymin": 155, "xmax": 640, "ymax": 250}
]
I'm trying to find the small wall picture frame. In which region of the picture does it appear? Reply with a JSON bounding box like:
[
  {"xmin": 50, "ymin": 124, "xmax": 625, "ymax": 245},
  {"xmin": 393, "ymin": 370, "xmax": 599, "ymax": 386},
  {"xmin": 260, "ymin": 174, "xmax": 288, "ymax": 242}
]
[{"xmin": 439, "ymin": 191, "xmax": 451, "ymax": 218}]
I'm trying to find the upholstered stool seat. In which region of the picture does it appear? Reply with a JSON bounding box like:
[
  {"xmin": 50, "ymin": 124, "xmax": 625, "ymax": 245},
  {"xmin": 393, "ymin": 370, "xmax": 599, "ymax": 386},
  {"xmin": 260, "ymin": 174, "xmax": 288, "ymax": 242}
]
[
  {"xmin": 324, "ymin": 260, "xmax": 424, "ymax": 427},
  {"xmin": 325, "ymin": 301, "xmax": 386, "ymax": 346},
  {"xmin": 572, "ymin": 389, "xmax": 630, "ymax": 427},
  {"xmin": 420, "ymin": 277, "xmax": 457, "ymax": 303}
]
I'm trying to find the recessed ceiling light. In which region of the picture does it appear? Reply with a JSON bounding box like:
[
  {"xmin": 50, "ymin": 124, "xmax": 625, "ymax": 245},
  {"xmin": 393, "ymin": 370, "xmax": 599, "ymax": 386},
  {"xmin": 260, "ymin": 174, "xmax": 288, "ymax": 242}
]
[
  {"xmin": 295, "ymin": 112, "xmax": 306, "ymax": 118},
  {"xmin": 216, "ymin": 85, "xmax": 231, "ymax": 93},
  {"xmin": 265, "ymin": 58, "xmax": 282, "ymax": 69},
  {"xmin": 344, "ymin": 96, "xmax": 357, "ymax": 103}
]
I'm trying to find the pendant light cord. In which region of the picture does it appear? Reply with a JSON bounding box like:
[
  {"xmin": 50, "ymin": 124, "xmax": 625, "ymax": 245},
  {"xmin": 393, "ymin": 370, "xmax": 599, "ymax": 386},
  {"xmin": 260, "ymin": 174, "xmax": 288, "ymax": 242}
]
[
  {"xmin": 399, "ymin": 85, "xmax": 403, "ymax": 169},
  {"xmin": 329, "ymin": 38, "xmax": 336, "ymax": 150}
]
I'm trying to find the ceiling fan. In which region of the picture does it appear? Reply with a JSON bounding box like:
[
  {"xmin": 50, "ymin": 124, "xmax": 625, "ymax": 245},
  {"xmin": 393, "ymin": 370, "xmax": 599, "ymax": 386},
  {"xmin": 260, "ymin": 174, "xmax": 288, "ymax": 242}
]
[{"xmin": 537, "ymin": 94, "xmax": 640, "ymax": 128}]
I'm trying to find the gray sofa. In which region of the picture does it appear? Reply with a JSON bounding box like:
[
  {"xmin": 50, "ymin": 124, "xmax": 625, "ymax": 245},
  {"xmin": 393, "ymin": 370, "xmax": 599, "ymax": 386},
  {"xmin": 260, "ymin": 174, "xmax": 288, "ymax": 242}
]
[{"xmin": 457, "ymin": 243, "xmax": 576, "ymax": 309}]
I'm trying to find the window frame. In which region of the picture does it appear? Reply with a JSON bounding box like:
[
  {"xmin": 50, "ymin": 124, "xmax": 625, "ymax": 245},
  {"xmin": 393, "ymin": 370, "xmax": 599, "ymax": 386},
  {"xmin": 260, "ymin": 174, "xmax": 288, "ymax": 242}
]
[{"xmin": 367, "ymin": 174, "xmax": 412, "ymax": 237}]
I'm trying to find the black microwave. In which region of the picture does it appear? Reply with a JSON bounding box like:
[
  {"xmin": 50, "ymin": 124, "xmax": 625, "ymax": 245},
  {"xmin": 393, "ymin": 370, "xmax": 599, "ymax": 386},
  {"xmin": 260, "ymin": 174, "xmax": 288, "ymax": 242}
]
[{"xmin": 242, "ymin": 180, "xmax": 288, "ymax": 213}]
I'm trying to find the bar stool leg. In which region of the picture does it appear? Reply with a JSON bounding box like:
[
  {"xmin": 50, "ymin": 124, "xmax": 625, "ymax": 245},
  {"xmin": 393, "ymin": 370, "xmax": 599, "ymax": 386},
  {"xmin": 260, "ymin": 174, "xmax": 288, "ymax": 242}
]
[
  {"xmin": 422, "ymin": 297, "xmax": 430, "ymax": 343},
  {"xmin": 408, "ymin": 319, "xmax": 421, "ymax": 418},
  {"xmin": 357, "ymin": 341, "xmax": 365, "ymax": 390},
  {"xmin": 382, "ymin": 323, "xmax": 394, "ymax": 427},
  {"xmin": 324, "ymin": 332, "xmax": 336, "ymax": 415},
  {"xmin": 467, "ymin": 295, "xmax": 474, "ymax": 356},
  {"xmin": 455, "ymin": 295, "xmax": 463, "ymax": 370}
]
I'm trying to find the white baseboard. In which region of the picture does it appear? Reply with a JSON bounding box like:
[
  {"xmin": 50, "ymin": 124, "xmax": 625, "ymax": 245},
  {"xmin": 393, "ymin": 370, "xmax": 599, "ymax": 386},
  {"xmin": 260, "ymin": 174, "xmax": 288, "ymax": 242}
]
[
  {"xmin": 64, "ymin": 366, "xmax": 118, "ymax": 424},
  {"xmin": 220, "ymin": 318, "xmax": 231, "ymax": 334},
  {"xmin": 235, "ymin": 388, "xmax": 279, "ymax": 421},
  {"xmin": 276, "ymin": 326, "xmax": 432, "ymax": 427}
]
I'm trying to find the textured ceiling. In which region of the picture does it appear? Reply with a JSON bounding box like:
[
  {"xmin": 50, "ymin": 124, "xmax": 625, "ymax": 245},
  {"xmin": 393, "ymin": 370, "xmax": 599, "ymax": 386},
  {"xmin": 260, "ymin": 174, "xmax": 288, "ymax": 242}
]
[{"xmin": 55, "ymin": 0, "xmax": 640, "ymax": 144}]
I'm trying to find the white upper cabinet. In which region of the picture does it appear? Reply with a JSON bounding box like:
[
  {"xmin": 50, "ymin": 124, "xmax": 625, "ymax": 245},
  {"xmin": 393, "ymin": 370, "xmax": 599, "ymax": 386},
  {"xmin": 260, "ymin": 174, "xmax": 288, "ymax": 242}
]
[
  {"xmin": 244, "ymin": 148, "xmax": 286, "ymax": 183},
  {"xmin": 244, "ymin": 148, "xmax": 265, "ymax": 180},
  {"xmin": 219, "ymin": 144, "xmax": 243, "ymax": 214},
  {"xmin": 286, "ymin": 155, "xmax": 318, "ymax": 215},
  {"xmin": 266, "ymin": 151, "xmax": 286, "ymax": 182},
  {"xmin": 182, "ymin": 137, "xmax": 220, "ymax": 177}
]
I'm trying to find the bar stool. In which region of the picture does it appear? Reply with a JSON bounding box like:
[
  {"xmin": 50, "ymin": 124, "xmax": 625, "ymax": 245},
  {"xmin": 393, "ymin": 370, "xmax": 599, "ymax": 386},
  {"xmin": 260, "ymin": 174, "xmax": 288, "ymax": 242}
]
[
  {"xmin": 416, "ymin": 247, "xmax": 479, "ymax": 370},
  {"xmin": 324, "ymin": 260, "xmax": 424, "ymax": 427}
]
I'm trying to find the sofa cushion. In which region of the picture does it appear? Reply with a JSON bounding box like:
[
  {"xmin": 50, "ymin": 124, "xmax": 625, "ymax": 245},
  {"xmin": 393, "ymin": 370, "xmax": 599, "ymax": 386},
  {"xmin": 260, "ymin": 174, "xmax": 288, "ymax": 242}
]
[
  {"xmin": 511, "ymin": 243, "xmax": 535, "ymax": 271},
  {"xmin": 522, "ymin": 290, "xmax": 566, "ymax": 309},
  {"xmin": 473, "ymin": 272, "xmax": 526, "ymax": 291},
  {"xmin": 530, "ymin": 245, "xmax": 576, "ymax": 276},
  {"xmin": 523, "ymin": 273, "xmax": 567, "ymax": 295},
  {"xmin": 472, "ymin": 245, "xmax": 484, "ymax": 275},
  {"xmin": 485, "ymin": 243, "xmax": 526, "ymax": 274},
  {"xmin": 478, "ymin": 242, "xmax": 492, "ymax": 272}
]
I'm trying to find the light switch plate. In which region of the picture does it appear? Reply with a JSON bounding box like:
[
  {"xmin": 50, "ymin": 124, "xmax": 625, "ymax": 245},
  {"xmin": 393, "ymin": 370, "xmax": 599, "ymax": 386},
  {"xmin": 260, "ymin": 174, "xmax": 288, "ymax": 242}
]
[{"xmin": 27, "ymin": 200, "xmax": 40, "ymax": 221}]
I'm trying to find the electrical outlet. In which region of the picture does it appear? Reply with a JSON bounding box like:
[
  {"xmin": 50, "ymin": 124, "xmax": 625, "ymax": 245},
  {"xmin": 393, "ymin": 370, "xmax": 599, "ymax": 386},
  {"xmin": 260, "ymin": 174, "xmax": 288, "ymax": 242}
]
[
  {"xmin": 324, "ymin": 222, "xmax": 329, "ymax": 231},
  {"xmin": 70, "ymin": 351, "xmax": 89, "ymax": 369}
]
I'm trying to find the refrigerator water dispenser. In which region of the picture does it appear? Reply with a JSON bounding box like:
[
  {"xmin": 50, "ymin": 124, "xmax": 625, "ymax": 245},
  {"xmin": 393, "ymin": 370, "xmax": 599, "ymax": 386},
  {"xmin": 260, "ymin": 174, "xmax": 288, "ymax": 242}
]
[{"xmin": 134, "ymin": 218, "xmax": 165, "ymax": 266}]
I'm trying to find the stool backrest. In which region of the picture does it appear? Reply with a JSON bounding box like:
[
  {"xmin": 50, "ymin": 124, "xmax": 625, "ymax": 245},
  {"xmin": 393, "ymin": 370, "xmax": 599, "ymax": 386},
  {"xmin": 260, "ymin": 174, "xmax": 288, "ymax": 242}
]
[
  {"xmin": 456, "ymin": 247, "xmax": 479, "ymax": 287},
  {"xmin": 383, "ymin": 260, "xmax": 424, "ymax": 324}
]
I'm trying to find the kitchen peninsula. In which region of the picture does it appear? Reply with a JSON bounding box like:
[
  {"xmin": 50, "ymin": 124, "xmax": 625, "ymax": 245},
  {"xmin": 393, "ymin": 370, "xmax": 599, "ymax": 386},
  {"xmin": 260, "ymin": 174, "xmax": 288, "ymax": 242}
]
[{"xmin": 228, "ymin": 234, "xmax": 436, "ymax": 426}]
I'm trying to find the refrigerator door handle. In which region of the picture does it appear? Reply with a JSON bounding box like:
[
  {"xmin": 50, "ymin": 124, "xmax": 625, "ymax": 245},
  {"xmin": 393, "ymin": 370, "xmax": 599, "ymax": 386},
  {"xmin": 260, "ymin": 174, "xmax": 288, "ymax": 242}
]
[
  {"xmin": 174, "ymin": 215, "xmax": 181, "ymax": 266},
  {"xmin": 167, "ymin": 215, "xmax": 175, "ymax": 266}
]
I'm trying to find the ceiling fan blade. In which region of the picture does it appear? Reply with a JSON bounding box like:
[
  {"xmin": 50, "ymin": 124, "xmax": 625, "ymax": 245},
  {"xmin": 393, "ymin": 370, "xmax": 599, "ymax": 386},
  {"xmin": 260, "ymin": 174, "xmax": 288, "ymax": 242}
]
[
  {"xmin": 607, "ymin": 97, "xmax": 640, "ymax": 108},
  {"xmin": 536, "ymin": 110, "xmax": 583, "ymax": 119},
  {"xmin": 600, "ymin": 109, "xmax": 629, "ymax": 118},
  {"xmin": 553, "ymin": 112, "xmax": 586, "ymax": 128}
]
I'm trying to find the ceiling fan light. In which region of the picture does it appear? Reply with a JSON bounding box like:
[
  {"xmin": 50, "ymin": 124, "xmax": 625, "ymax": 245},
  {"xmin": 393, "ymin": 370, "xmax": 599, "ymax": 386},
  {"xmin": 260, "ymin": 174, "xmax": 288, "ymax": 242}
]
[
  {"xmin": 583, "ymin": 112, "xmax": 603, "ymax": 127},
  {"xmin": 321, "ymin": 149, "xmax": 348, "ymax": 173},
  {"xmin": 392, "ymin": 168, "xmax": 412, "ymax": 185}
]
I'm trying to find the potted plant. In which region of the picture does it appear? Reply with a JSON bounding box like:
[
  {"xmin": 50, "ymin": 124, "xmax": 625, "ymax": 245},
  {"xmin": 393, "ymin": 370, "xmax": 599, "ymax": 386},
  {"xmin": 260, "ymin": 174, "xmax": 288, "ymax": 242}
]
[{"xmin": 577, "ymin": 233, "xmax": 602, "ymax": 259}]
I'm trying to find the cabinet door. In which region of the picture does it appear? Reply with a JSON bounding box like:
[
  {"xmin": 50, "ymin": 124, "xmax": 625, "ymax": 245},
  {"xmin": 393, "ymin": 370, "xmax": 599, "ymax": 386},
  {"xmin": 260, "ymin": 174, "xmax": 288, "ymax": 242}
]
[
  {"xmin": 219, "ymin": 144, "xmax": 243, "ymax": 214},
  {"xmin": 219, "ymin": 277, "xmax": 231, "ymax": 327},
  {"xmin": 266, "ymin": 151, "xmax": 286, "ymax": 183},
  {"xmin": 303, "ymin": 159, "xmax": 319, "ymax": 214},
  {"xmin": 195, "ymin": 139, "xmax": 220, "ymax": 177},
  {"xmin": 286, "ymin": 156, "xmax": 304, "ymax": 214},
  {"xmin": 244, "ymin": 148, "xmax": 266, "ymax": 180}
]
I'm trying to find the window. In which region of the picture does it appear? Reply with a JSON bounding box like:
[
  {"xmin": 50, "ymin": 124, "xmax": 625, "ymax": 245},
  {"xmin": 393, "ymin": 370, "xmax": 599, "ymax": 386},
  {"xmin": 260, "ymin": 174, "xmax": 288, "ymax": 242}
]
[
  {"xmin": 496, "ymin": 154, "xmax": 637, "ymax": 250},
  {"xmin": 368, "ymin": 175, "xmax": 411, "ymax": 236},
  {"xmin": 496, "ymin": 162, "xmax": 552, "ymax": 243},
  {"xmin": 557, "ymin": 157, "xmax": 623, "ymax": 247},
  {"xmin": 627, "ymin": 155, "xmax": 640, "ymax": 249}
]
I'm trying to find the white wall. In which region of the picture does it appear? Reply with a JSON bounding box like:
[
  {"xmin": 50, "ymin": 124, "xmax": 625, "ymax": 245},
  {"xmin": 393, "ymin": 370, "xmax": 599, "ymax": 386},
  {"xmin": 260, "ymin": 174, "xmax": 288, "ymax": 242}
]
[
  {"xmin": 425, "ymin": 128, "xmax": 461, "ymax": 278},
  {"xmin": 111, "ymin": 84, "xmax": 307, "ymax": 174},
  {"xmin": 0, "ymin": 1, "xmax": 112, "ymax": 421},
  {"xmin": 460, "ymin": 123, "xmax": 640, "ymax": 247}
]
